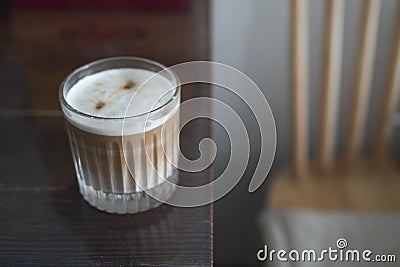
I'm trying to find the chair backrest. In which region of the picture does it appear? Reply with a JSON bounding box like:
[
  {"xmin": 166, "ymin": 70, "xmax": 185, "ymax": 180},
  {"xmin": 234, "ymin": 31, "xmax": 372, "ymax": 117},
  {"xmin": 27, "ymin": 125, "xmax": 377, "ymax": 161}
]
[{"xmin": 291, "ymin": 0, "xmax": 400, "ymax": 179}]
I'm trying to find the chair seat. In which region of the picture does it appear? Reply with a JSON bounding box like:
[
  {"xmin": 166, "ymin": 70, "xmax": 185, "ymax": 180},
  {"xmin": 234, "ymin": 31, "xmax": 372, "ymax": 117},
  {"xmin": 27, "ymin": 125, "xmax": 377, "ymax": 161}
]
[{"xmin": 268, "ymin": 159, "xmax": 400, "ymax": 212}]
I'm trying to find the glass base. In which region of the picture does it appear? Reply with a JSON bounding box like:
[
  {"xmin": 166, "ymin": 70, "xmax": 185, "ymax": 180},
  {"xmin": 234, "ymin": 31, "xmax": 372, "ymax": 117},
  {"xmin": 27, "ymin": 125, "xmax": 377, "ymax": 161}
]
[{"xmin": 78, "ymin": 171, "xmax": 178, "ymax": 214}]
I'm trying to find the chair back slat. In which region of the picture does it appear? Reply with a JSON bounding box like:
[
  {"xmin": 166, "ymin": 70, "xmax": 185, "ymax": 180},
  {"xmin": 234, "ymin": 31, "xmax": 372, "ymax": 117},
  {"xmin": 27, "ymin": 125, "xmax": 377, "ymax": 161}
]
[
  {"xmin": 318, "ymin": 0, "xmax": 345, "ymax": 173},
  {"xmin": 292, "ymin": 0, "xmax": 310, "ymax": 179},
  {"xmin": 373, "ymin": 5, "xmax": 400, "ymax": 164},
  {"xmin": 345, "ymin": 0, "xmax": 382, "ymax": 164}
]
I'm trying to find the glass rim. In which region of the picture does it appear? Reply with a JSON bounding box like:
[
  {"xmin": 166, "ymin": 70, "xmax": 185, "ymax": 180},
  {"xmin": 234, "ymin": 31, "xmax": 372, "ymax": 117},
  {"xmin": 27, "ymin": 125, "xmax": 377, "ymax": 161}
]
[{"xmin": 59, "ymin": 56, "xmax": 180, "ymax": 121}]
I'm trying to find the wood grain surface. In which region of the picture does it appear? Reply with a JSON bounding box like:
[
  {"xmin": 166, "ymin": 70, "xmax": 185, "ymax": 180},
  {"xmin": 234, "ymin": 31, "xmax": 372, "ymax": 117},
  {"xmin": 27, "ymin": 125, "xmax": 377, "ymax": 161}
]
[{"xmin": 0, "ymin": 1, "xmax": 212, "ymax": 266}]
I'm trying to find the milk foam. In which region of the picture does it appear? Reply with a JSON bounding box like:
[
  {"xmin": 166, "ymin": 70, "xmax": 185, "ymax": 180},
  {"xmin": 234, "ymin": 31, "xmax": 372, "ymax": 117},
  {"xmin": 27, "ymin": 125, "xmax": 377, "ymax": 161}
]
[
  {"xmin": 67, "ymin": 68, "xmax": 174, "ymax": 118},
  {"xmin": 65, "ymin": 68, "xmax": 177, "ymax": 136}
]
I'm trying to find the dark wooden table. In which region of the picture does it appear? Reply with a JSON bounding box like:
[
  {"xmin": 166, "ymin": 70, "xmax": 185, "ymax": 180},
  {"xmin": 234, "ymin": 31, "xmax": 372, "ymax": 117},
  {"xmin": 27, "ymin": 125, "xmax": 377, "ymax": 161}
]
[{"xmin": 0, "ymin": 1, "xmax": 212, "ymax": 266}]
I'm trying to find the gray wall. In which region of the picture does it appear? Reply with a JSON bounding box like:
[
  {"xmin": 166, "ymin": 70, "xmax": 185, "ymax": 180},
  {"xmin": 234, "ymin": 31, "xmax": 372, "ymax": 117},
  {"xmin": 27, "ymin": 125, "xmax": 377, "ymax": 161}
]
[{"xmin": 211, "ymin": 0, "xmax": 399, "ymax": 265}]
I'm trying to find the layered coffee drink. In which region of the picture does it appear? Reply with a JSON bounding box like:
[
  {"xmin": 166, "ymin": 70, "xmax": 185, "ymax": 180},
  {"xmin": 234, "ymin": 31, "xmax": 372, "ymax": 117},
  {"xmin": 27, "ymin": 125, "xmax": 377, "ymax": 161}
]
[{"xmin": 60, "ymin": 58, "xmax": 180, "ymax": 214}]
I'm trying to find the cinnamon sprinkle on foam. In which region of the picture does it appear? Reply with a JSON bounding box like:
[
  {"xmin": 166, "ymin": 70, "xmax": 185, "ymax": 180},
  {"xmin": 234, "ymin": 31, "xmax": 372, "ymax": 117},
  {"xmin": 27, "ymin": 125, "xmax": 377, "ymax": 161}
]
[
  {"xmin": 122, "ymin": 80, "xmax": 136, "ymax": 90},
  {"xmin": 95, "ymin": 101, "xmax": 106, "ymax": 110}
]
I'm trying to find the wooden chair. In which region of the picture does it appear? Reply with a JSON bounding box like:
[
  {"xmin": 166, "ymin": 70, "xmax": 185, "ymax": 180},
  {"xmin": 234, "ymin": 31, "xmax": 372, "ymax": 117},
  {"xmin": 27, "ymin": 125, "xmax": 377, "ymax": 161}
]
[{"xmin": 268, "ymin": 0, "xmax": 400, "ymax": 212}]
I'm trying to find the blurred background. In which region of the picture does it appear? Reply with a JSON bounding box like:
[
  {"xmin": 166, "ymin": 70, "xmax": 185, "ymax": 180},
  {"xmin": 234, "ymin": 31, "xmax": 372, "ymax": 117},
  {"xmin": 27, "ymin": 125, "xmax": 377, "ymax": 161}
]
[
  {"xmin": 212, "ymin": 0, "xmax": 400, "ymax": 266},
  {"xmin": 1, "ymin": 0, "xmax": 400, "ymax": 266}
]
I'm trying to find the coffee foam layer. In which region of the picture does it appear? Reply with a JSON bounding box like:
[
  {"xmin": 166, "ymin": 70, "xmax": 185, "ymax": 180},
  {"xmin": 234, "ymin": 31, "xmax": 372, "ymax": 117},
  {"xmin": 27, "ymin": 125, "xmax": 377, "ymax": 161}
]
[
  {"xmin": 65, "ymin": 68, "xmax": 176, "ymax": 136},
  {"xmin": 67, "ymin": 68, "xmax": 174, "ymax": 118}
]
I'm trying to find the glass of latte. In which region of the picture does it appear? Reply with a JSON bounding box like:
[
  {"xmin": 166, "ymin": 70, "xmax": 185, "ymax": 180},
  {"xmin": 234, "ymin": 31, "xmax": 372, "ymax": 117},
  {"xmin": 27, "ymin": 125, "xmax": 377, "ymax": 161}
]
[{"xmin": 59, "ymin": 57, "xmax": 180, "ymax": 214}]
